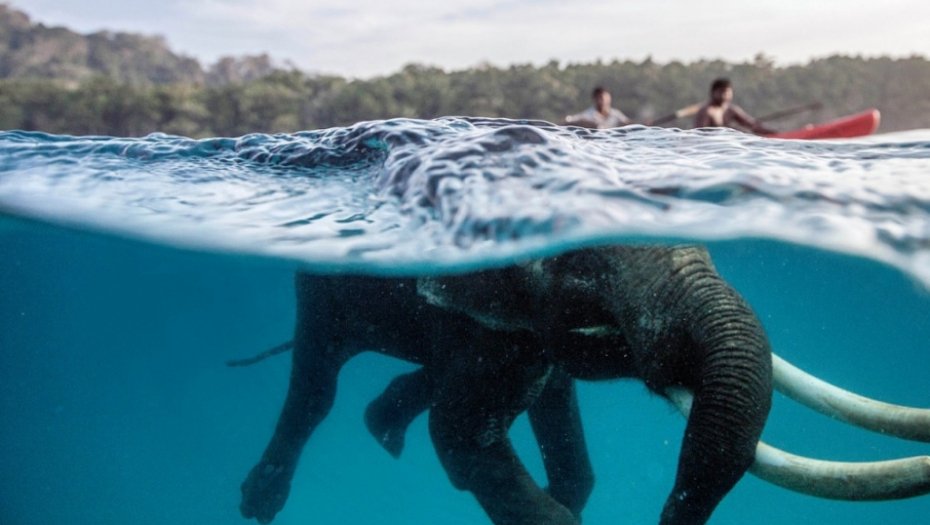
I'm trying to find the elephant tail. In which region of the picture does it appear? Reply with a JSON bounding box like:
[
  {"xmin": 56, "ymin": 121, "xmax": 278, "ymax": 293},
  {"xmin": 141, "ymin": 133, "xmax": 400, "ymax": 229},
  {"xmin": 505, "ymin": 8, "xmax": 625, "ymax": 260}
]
[{"xmin": 226, "ymin": 340, "xmax": 294, "ymax": 367}]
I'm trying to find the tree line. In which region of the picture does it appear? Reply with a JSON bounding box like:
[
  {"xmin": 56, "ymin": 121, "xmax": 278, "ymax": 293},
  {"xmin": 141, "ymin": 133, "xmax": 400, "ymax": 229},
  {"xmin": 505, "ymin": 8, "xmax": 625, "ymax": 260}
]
[
  {"xmin": 1, "ymin": 4, "xmax": 283, "ymax": 86},
  {"xmin": 1, "ymin": 54, "xmax": 928, "ymax": 138}
]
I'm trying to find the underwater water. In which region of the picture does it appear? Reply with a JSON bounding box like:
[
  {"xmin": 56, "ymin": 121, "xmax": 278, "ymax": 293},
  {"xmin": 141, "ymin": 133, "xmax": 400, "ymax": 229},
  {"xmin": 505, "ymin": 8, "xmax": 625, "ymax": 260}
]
[{"xmin": 2, "ymin": 119, "xmax": 930, "ymax": 525}]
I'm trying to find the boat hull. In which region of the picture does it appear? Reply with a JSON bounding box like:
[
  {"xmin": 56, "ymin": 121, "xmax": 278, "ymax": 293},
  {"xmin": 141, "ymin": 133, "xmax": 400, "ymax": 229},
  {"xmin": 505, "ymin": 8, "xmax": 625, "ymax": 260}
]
[{"xmin": 766, "ymin": 109, "xmax": 880, "ymax": 139}]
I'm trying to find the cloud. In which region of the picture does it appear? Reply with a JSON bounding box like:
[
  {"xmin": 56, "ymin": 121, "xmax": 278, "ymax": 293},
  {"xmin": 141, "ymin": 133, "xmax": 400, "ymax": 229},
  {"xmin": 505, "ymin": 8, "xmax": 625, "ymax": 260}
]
[
  {"xmin": 173, "ymin": 1, "xmax": 660, "ymax": 75},
  {"xmin": 16, "ymin": 0, "xmax": 930, "ymax": 78}
]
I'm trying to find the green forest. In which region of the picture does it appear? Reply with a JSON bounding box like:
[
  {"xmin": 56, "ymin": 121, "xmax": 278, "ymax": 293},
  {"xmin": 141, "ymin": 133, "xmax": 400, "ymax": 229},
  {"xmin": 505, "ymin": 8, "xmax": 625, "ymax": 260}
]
[{"xmin": 1, "ymin": 5, "xmax": 928, "ymax": 138}]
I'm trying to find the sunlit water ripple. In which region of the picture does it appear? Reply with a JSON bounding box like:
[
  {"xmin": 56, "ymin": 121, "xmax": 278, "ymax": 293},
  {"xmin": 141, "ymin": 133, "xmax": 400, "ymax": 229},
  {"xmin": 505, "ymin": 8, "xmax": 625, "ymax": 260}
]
[{"xmin": 2, "ymin": 118, "xmax": 930, "ymax": 283}]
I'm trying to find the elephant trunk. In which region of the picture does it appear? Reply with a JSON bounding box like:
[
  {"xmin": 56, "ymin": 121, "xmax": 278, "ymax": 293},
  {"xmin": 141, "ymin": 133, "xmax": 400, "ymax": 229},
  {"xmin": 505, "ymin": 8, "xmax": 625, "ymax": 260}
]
[{"xmin": 660, "ymin": 273, "xmax": 773, "ymax": 525}]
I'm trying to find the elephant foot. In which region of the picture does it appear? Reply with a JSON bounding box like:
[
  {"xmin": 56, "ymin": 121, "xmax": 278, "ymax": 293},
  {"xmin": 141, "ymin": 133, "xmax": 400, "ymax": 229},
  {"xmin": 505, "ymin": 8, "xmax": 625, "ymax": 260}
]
[
  {"xmin": 364, "ymin": 400, "xmax": 407, "ymax": 458},
  {"xmin": 364, "ymin": 368, "xmax": 437, "ymax": 458},
  {"xmin": 240, "ymin": 460, "xmax": 293, "ymax": 524},
  {"xmin": 544, "ymin": 485, "xmax": 585, "ymax": 522}
]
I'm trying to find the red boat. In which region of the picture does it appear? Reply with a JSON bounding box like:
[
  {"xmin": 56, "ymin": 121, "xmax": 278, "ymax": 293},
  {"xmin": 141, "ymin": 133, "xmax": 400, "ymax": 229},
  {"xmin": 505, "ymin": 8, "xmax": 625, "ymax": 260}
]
[{"xmin": 765, "ymin": 109, "xmax": 880, "ymax": 139}]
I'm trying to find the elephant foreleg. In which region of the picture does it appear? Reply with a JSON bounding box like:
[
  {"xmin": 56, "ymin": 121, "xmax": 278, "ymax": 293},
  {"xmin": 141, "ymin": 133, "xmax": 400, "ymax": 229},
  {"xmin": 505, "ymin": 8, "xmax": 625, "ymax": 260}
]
[
  {"xmin": 429, "ymin": 350, "xmax": 577, "ymax": 525},
  {"xmin": 528, "ymin": 368, "xmax": 595, "ymax": 519},
  {"xmin": 366, "ymin": 364, "xmax": 596, "ymax": 520}
]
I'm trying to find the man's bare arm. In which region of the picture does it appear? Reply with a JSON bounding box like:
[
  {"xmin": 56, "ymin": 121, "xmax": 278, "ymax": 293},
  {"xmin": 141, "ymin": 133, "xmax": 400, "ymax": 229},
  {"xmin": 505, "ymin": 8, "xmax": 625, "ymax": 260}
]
[{"xmin": 730, "ymin": 105, "xmax": 776, "ymax": 135}]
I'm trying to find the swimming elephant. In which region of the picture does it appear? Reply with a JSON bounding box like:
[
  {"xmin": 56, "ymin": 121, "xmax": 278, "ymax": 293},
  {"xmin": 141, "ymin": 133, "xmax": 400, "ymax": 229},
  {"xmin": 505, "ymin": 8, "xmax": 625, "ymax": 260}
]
[{"xmin": 237, "ymin": 243, "xmax": 930, "ymax": 525}]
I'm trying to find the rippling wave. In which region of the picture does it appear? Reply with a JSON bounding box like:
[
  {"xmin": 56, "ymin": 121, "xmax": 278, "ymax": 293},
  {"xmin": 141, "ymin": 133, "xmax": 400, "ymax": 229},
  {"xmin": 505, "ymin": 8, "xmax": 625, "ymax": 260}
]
[{"xmin": 2, "ymin": 118, "xmax": 930, "ymax": 282}]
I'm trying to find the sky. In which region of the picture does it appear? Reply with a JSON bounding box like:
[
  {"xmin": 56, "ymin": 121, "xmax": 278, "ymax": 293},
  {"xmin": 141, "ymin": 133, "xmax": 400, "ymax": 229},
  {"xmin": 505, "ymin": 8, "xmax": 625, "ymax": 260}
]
[{"xmin": 12, "ymin": 0, "xmax": 930, "ymax": 79}]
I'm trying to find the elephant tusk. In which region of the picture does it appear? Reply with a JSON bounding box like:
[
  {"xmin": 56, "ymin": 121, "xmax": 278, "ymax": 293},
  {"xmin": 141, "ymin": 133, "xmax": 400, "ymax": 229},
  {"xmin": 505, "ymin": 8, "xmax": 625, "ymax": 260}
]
[
  {"xmin": 573, "ymin": 325, "xmax": 930, "ymax": 440},
  {"xmin": 751, "ymin": 441, "xmax": 930, "ymax": 500},
  {"xmin": 575, "ymin": 326, "xmax": 930, "ymax": 440},
  {"xmin": 665, "ymin": 386, "xmax": 930, "ymax": 501},
  {"xmin": 772, "ymin": 353, "xmax": 930, "ymax": 442}
]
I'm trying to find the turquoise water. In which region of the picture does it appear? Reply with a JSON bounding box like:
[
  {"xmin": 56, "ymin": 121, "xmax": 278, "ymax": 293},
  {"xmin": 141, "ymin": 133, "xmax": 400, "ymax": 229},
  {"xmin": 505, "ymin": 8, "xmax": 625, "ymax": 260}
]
[{"xmin": 2, "ymin": 119, "xmax": 930, "ymax": 524}]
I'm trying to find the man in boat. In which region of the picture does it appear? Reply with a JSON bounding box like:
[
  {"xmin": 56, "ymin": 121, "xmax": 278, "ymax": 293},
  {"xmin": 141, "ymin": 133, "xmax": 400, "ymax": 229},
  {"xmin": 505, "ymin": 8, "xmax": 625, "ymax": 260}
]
[
  {"xmin": 563, "ymin": 86, "xmax": 632, "ymax": 129},
  {"xmin": 693, "ymin": 78, "xmax": 775, "ymax": 135}
]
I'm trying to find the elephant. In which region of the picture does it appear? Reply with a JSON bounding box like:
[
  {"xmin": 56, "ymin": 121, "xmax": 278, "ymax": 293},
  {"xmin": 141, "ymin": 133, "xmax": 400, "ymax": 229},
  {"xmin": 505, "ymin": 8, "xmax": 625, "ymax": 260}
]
[{"xmin": 236, "ymin": 243, "xmax": 930, "ymax": 525}]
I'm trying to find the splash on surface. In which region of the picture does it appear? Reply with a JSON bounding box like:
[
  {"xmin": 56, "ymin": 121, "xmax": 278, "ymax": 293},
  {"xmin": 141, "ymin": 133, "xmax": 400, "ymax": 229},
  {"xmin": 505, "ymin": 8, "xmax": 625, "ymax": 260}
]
[{"xmin": 2, "ymin": 119, "xmax": 930, "ymax": 282}]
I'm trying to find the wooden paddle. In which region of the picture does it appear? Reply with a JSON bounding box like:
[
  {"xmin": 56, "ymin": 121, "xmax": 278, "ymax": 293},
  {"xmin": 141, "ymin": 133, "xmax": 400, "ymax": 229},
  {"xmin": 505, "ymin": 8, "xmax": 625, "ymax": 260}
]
[{"xmin": 756, "ymin": 102, "xmax": 824, "ymax": 122}]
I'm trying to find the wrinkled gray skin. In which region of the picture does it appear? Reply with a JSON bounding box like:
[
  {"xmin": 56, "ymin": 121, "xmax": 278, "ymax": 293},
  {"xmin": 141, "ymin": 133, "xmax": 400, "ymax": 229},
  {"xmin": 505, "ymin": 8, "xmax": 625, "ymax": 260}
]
[
  {"xmin": 239, "ymin": 275, "xmax": 598, "ymax": 524},
  {"xmin": 240, "ymin": 244, "xmax": 773, "ymax": 525}
]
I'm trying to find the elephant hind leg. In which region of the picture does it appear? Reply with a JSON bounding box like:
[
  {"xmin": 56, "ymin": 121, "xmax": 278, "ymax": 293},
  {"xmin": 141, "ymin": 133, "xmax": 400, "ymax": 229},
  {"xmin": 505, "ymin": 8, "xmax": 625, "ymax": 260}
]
[
  {"xmin": 364, "ymin": 367, "xmax": 435, "ymax": 458},
  {"xmin": 239, "ymin": 339, "xmax": 348, "ymax": 524},
  {"xmin": 429, "ymin": 354, "xmax": 578, "ymax": 525}
]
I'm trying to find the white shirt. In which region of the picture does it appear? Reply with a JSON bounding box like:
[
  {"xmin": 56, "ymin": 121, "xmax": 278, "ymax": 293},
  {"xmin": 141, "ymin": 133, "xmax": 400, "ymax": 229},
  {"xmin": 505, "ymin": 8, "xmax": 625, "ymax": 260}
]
[{"xmin": 565, "ymin": 106, "xmax": 631, "ymax": 129}]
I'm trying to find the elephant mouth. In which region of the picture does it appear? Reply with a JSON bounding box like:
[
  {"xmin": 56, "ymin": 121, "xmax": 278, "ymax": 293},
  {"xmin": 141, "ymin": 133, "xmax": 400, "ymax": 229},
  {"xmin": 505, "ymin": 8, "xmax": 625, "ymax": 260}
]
[{"xmin": 666, "ymin": 351, "xmax": 930, "ymax": 501}]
